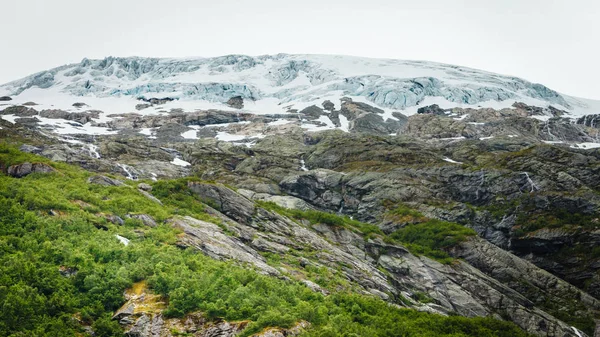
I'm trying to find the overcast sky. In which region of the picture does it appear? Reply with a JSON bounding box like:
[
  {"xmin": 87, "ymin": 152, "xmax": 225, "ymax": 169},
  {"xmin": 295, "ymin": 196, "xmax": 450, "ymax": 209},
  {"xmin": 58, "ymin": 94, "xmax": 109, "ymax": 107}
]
[{"xmin": 1, "ymin": 0, "xmax": 599, "ymax": 99}]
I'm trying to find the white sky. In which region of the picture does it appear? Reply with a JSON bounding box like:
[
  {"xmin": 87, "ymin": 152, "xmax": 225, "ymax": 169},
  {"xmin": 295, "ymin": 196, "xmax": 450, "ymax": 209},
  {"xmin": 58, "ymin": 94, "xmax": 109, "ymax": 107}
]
[{"xmin": 1, "ymin": 0, "xmax": 599, "ymax": 99}]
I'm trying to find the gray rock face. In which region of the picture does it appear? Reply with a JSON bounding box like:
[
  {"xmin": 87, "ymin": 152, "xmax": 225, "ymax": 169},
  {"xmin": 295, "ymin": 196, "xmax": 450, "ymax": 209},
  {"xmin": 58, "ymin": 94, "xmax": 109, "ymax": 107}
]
[
  {"xmin": 6, "ymin": 162, "xmax": 55, "ymax": 178},
  {"xmin": 168, "ymin": 216, "xmax": 279, "ymax": 275},
  {"xmin": 39, "ymin": 109, "xmax": 100, "ymax": 124},
  {"xmin": 138, "ymin": 190, "xmax": 163, "ymax": 205},
  {"xmin": 1, "ymin": 105, "xmax": 38, "ymax": 116},
  {"xmin": 126, "ymin": 313, "xmax": 164, "ymax": 337},
  {"xmin": 129, "ymin": 214, "xmax": 158, "ymax": 227},
  {"xmin": 19, "ymin": 144, "xmax": 42, "ymax": 154},
  {"xmin": 131, "ymin": 175, "xmax": 582, "ymax": 335},
  {"xmin": 0, "ymin": 96, "xmax": 12, "ymax": 101},
  {"xmin": 187, "ymin": 182, "xmax": 256, "ymax": 225},
  {"xmin": 88, "ymin": 175, "xmax": 125, "ymax": 186}
]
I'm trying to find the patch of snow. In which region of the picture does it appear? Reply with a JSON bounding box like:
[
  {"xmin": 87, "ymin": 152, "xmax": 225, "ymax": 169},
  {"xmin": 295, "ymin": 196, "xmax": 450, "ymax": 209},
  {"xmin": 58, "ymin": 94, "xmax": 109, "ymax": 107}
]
[
  {"xmin": 1, "ymin": 114, "xmax": 19, "ymax": 124},
  {"xmin": 443, "ymin": 157, "xmax": 463, "ymax": 164},
  {"xmin": 181, "ymin": 129, "xmax": 198, "ymax": 139},
  {"xmin": 139, "ymin": 128, "xmax": 153, "ymax": 136},
  {"xmin": 467, "ymin": 122, "xmax": 485, "ymax": 125},
  {"xmin": 571, "ymin": 142, "xmax": 600, "ymax": 149},
  {"xmin": 317, "ymin": 115, "xmax": 336, "ymax": 128},
  {"xmin": 339, "ymin": 114, "xmax": 350, "ymax": 132},
  {"xmin": 36, "ymin": 117, "xmax": 118, "ymax": 135},
  {"xmin": 453, "ymin": 114, "xmax": 469, "ymax": 121},
  {"xmin": 216, "ymin": 131, "xmax": 248, "ymax": 142},
  {"xmin": 507, "ymin": 135, "xmax": 518, "ymax": 138},
  {"xmin": 479, "ymin": 136, "xmax": 494, "ymax": 140},
  {"xmin": 439, "ymin": 136, "xmax": 466, "ymax": 141},
  {"xmin": 531, "ymin": 115, "xmax": 551, "ymax": 122},
  {"xmin": 116, "ymin": 235, "xmax": 130, "ymax": 246},
  {"xmin": 171, "ymin": 158, "xmax": 191, "ymax": 167},
  {"xmin": 542, "ymin": 140, "xmax": 564, "ymax": 144}
]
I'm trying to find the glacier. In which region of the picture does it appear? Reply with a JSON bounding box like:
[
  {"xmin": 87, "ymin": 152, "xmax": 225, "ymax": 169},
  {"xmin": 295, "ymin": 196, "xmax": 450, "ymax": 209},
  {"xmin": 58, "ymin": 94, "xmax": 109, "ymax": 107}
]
[{"xmin": 0, "ymin": 54, "xmax": 598, "ymax": 118}]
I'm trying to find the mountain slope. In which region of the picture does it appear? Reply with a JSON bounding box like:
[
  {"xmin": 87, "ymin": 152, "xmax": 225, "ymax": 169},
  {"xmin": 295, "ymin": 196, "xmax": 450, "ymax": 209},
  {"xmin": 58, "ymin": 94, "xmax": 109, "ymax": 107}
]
[{"xmin": 2, "ymin": 54, "xmax": 600, "ymax": 336}]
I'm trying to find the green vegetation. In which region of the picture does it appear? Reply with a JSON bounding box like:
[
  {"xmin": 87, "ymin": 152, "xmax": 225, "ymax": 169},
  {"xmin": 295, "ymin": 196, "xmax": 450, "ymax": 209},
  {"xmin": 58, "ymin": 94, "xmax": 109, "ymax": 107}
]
[
  {"xmin": 388, "ymin": 219, "xmax": 477, "ymax": 264},
  {"xmin": 384, "ymin": 204, "xmax": 429, "ymax": 223},
  {"xmin": 257, "ymin": 201, "xmax": 383, "ymax": 237},
  {"xmin": 0, "ymin": 143, "xmax": 530, "ymax": 336},
  {"xmin": 514, "ymin": 207, "xmax": 599, "ymax": 236},
  {"xmin": 380, "ymin": 205, "xmax": 477, "ymax": 264}
]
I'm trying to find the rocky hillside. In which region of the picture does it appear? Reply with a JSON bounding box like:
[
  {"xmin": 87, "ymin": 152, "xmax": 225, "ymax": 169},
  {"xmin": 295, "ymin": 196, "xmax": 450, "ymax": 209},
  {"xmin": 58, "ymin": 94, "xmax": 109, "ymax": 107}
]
[{"xmin": 1, "ymin": 55, "xmax": 600, "ymax": 336}]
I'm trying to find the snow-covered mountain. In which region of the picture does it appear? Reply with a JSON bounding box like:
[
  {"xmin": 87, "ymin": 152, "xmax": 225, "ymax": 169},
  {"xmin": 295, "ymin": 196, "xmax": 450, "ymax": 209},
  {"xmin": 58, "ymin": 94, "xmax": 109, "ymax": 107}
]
[{"xmin": 2, "ymin": 54, "xmax": 598, "ymax": 118}]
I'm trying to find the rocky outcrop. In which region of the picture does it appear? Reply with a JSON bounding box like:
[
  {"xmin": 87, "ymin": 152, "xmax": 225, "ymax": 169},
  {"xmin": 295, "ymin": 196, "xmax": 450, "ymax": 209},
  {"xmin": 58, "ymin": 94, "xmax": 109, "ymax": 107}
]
[
  {"xmin": 187, "ymin": 182, "xmax": 256, "ymax": 225},
  {"xmin": 1, "ymin": 105, "xmax": 38, "ymax": 116},
  {"xmin": 88, "ymin": 175, "xmax": 126, "ymax": 186},
  {"xmin": 6, "ymin": 162, "xmax": 55, "ymax": 178},
  {"xmin": 0, "ymin": 96, "xmax": 12, "ymax": 101},
  {"xmin": 168, "ymin": 216, "xmax": 279, "ymax": 276},
  {"xmin": 226, "ymin": 96, "xmax": 244, "ymax": 109},
  {"xmin": 129, "ymin": 214, "xmax": 158, "ymax": 227},
  {"xmin": 417, "ymin": 104, "xmax": 447, "ymax": 115},
  {"xmin": 39, "ymin": 109, "xmax": 100, "ymax": 124},
  {"xmin": 161, "ymin": 183, "xmax": 590, "ymax": 336}
]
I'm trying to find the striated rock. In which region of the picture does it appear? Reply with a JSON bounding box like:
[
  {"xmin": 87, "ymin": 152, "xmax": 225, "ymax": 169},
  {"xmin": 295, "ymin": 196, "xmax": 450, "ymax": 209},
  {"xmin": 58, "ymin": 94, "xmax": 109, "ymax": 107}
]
[
  {"xmin": 188, "ymin": 182, "xmax": 255, "ymax": 225},
  {"xmin": 169, "ymin": 216, "xmax": 279, "ymax": 275},
  {"xmin": 129, "ymin": 214, "xmax": 158, "ymax": 227},
  {"xmin": 7, "ymin": 162, "xmax": 55, "ymax": 178},
  {"xmin": 139, "ymin": 189, "xmax": 163, "ymax": 205},
  {"xmin": 88, "ymin": 175, "xmax": 125, "ymax": 186},
  {"xmin": 301, "ymin": 279, "xmax": 329, "ymax": 295}
]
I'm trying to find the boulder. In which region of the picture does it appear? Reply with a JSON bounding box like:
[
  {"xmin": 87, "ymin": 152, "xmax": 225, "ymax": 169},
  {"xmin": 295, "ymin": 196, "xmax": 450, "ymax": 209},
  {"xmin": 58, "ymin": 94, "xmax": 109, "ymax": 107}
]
[
  {"xmin": 417, "ymin": 104, "xmax": 447, "ymax": 115},
  {"xmin": 135, "ymin": 103, "xmax": 151, "ymax": 111},
  {"xmin": 226, "ymin": 96, "xmax": 244, "ymax": 109},
  {"xmin": 0, "ymin": 96, "xmax": 12, "ymax": 101},
  {"xmin": 7, "ymin": 162, "xmax": 55, "ymax": 178},
  {"xmin": 137, "ymin": 183, "xmax": 152, "ymax": 191}
]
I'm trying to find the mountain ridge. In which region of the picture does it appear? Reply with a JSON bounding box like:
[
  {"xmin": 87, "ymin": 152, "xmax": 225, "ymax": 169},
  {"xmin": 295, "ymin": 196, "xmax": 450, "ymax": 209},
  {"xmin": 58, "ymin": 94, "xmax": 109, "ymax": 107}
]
[{"xmin": 2, "ymin": 54, "xmax": 597, "ymax": 121}]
